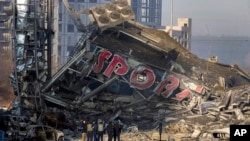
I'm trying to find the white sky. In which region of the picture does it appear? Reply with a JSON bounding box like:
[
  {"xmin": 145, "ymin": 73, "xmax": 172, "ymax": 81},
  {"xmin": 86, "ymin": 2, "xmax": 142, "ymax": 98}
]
[{"xmin": 162, "ymin": 0, "xmax": 250, "ymax": 36}]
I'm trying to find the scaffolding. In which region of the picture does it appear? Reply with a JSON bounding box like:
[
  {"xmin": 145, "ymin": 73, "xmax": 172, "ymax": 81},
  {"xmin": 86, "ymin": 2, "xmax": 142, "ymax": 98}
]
[{"xmin": 10, "ymin": 0, "xmax": 54, "ymax": 119}]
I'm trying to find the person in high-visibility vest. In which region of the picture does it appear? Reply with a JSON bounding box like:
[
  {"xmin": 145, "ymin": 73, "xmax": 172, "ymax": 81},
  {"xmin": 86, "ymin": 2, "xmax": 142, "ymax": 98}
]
[
  {"xmin": 97, "ymin": 119, "xmax": 104, "ymax": 141},
  {"xmin": 87, "ymin": 121, "xmax": 93, "ymax": 141}
]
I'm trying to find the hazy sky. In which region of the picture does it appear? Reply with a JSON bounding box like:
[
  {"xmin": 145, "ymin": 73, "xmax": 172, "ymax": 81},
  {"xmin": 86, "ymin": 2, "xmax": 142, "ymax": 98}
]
[{"xmin": 162, "ymin": 0, "xmax": 250, "ymax": 37}]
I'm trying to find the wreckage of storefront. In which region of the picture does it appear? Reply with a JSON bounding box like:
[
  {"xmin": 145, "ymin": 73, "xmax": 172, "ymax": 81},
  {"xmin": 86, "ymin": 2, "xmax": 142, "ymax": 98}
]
[{"xmin": 1, "ymin": 0, "xmax": 250, "ymax": 140}]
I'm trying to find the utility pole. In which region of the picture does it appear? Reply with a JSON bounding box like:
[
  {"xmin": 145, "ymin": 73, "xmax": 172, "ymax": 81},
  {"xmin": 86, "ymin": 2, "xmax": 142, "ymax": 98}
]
[
  {"xmin": 170, "ymin": 0, "xmax": 173, "ymax": 37},
  {"xmin": 159, "ymin": 121, "xmax": 162, "ymax": 141}
]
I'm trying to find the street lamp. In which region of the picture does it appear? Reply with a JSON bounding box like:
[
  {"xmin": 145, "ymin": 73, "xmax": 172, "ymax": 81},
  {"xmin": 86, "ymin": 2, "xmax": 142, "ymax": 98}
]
[{"xmin": 170, "ymin": 0, "xmax": 173, "ymax": 37}]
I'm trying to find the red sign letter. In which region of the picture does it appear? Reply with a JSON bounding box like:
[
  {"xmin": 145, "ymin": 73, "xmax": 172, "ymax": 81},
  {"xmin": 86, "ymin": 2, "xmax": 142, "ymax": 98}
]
[
  {"xmin": 130, "ymin": 66, "xmax": 156, "ymax": 90},
  {"xmin": 93, "ymin": 50, "xmax": 112, "ymax": 73},
  {"xmin": 103, "ymin": 54, "xmax": 129, "ymax": 77},
  {"xmin": 176, "ymin": 89, "xmax": 192, "ymax": 101},
  {"xmin": 154, "ymin": 75, "xmax": 179, "ymax": 98}
]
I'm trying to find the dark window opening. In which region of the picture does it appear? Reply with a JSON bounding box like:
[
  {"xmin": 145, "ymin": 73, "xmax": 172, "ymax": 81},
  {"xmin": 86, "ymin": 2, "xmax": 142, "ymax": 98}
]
[
  {"xmin": 89, "ymin": 0, "xmax": 97, "ymax": 3},
  {"xmin": 59, "ymin": 13, "xmax": 62, "ymax": 21},
  {"xmin": 59, "ymin": 24, "xmax": 62, "ymax": 32},
  {"xmin": 67, "ymin": 24, "xmax": 74, "ymax": 32}
]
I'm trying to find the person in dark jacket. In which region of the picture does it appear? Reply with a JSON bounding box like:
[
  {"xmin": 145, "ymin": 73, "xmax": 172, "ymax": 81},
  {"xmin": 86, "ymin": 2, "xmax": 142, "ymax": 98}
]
[
  {"xmin": 113, "ymin": 120, "xmax": 122, "ymax": 141},
  {"xmin": 107, "ymin": 122, "xmax": 113, "ymax": 141},
  {"xmin": 93, "ymin": 121, "xmax": 98, "ymax": 141},
  {"xmin": 82, "ymin": 120, "xmax": 87, "ymax": 141}
]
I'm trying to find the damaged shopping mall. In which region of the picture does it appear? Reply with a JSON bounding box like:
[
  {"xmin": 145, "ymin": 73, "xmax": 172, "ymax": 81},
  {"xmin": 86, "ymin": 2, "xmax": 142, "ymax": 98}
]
[{"xmin": 1, "ymin": 0, "xmax": 250, "ymax": 140}]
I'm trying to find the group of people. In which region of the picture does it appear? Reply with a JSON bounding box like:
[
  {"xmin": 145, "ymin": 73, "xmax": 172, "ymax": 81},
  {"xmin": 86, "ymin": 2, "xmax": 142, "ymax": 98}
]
[
  {"xmin": 107, "ymin": 120, "xmax": 122, "ymax": 141},
  {"xmin": 81, "ymin": 119, "xmax": 123, "ymax": 141}
]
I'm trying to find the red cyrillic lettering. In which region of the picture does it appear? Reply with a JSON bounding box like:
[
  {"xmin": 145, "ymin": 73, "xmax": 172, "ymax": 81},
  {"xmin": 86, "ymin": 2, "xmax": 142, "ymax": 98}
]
[
  {"xmin": 176, "ymin": 89, "xmax": 192, "ymax": 101},
  {"xmin": 93, "ymin": 50, "xmax": 112, "ymax": 73},
  {"xmin": 130, "ymin": 66, "xmax": 156, "ymax": 90},
  {"xmin": 154, "ymin": 75, "xmax": 179, "ymax": 98},
  {"xmin": 103, "ymin": 54, "xmax": 129, "ymax": 77}
]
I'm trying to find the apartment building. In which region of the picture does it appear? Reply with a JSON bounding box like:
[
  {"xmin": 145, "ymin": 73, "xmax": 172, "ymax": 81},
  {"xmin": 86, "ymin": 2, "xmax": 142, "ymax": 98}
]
[
  {"xmin": 58, "ymin": 0, "xmax": 112, "ymax": 66},
  {"xmin": 128, "ymin": 1, "xmax": 192, "ymax": 50},
  {"xmin": 166, "ymin": 18, "xmax": 192, "ymax": 50},
  {"xmin": 129, "ymin": 0, "xmax": 162, "ymax": 28},
  {"xmin": 0, "ymin": 0, "xmax": 11, "ymax": 51}
]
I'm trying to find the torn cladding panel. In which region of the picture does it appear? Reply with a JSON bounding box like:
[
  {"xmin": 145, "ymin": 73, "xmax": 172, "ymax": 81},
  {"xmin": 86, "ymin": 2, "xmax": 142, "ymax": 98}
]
[
  {"xmin": 10, "ymin": 0, "xmax": 50, "ymax": 122},
  {"xmin": 16, "ymin": 0, "xmax": 30, "ymax": 29}
]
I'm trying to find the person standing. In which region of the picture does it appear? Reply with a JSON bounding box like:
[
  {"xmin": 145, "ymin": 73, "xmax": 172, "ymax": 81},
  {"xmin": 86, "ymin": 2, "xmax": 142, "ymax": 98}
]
[
  {"xmin": 97, "ymin": 119, "xmax": 104, "ymax": 141},
  {"xmin": 81, "ymin": 120, "xmax": 87, "ymax": 141},
  {"xmin": 87, "ymin": 121, "xmax": 93, "ymax": 141},
  {"xmin": 93, "ymin": 121, "xmax": 98, "ymax": 141},
  {"xmin": 107, "ymin": 122, "xmax": 113, "ymax": 141},
  {"xmin": 113, "ymin": 120, "xmax": 122, "ymax": 141}
]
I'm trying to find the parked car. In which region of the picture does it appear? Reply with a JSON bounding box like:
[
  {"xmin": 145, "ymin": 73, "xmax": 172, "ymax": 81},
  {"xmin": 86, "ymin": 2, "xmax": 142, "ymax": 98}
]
[{"xmin": 26, "ymin": 125, "xmax": 64, "ymax": 141}]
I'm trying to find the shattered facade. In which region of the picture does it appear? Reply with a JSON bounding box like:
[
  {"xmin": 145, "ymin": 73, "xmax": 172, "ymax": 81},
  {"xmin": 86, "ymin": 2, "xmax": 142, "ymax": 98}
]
[{"xmin": 1, "ymin": 0, "xmax": 250, "ymax": 141}]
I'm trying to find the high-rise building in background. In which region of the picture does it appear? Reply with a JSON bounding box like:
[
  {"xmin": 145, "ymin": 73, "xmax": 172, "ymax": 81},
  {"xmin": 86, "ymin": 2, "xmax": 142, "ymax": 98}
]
[
  {"xmin": 129, "ymin": 0, "xmax": 162, "ymax": 28},
  {"xmin": 0, "ymin": 0, "xmax": 59, "ymax": 74},
  {"xmin": 58, "ymin": 0, "xmax": 191, "ymax": 66},
  {"xmin": 166, "ymin": 18, "xmax": 192, "ymax": 50},
  {"xmin": 0, "ymin": 0, "xmax": 11, "ymax": 51},
  {"xmin": 58, "ymin": 0, "xmax": 112, "ymax": 66},
  {"xmin": 129, "ymin": 0, "xmax": 192, "ymax": 50}
]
